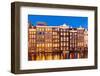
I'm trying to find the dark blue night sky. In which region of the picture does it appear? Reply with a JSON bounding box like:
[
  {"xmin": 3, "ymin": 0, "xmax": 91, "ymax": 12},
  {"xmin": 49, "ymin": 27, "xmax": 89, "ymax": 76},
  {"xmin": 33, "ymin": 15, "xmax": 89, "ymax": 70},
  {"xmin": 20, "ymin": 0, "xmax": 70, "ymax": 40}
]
[{"xmin": 28, "ymin": 15, "xmax": 88, "ymax": 29}]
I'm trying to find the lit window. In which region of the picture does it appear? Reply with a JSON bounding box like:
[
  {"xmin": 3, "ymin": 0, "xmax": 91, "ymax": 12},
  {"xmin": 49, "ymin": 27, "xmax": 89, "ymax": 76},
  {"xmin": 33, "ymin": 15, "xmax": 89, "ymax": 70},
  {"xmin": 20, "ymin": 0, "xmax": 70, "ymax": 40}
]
[
  {"xmin": 63, "ymin": 43, "xmax": 65, "ymax": 46},
  {"xmin": 49, "ymin": 43, "xmax": 52, "ymax": 47},
  {"xmin": 53, "ymin": 32, "xmax": 55, "ymax": 35},
  {"xmin": 37, "ymin": 28, "xmax": 39, "ymax": 31},
  {"xmin": 45, "ymin": 28, "xmax": 47, "ymax": 31},
  {"xmin": 42, "ymin": 28, "xmax": 45, "ymax": 31},
  {"xmin": 39, "ymin": 28, "xmax": 41, "ymax": 31},
  {"xmin": 75, "ymin": 33, "xmax": 77, "ymax": 35},
  {"xmin": 47, "ymin": 28, "xmax": 49, "ymax": 32},
  {"xmin": 70, "ymin": 33, "xmax": 72, "ymax": 35},
  {"xmin": 33, "ymin": 32, "xmax": 36, "ymax": 34},
  {"xmin": 41, "ymin": 44, "xmax": 44, "ymax": 47},
  {"xmin": 61, "ymin": 43, "xmax": 63, "ymax": 46},
  {"xmin": 55, "ymin": 36, "xmax": 58, "ymax": 38},
  {"xmin": 48, "ymin": 44, "xmax": 50, "ymax": 47},
  {"xmin": 67, "ymin": 33, "xmax": 69, "ymax": 35},
  {"xmin": 37, "ymin": 44, "xmax": 39, "ymax": 47},
  {"xmin": 61, "ymin": 33, "xmax": 63, "ymax": 35}
]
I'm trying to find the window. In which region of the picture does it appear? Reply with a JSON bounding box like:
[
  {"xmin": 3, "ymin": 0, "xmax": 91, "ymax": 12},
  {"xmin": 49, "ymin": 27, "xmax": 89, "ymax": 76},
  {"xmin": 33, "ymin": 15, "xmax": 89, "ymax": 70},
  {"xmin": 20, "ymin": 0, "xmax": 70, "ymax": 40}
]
[
  {"xmin": 41, "ymin": 44, "xmax": 44, "ymax": 47},
  {"xmin": 67, "ymin": 37, "xmax": 69, "ymax": 41},
  {"xmin": 64, "ymin": 33, "xmax": 66, "ymax": 35},
  {"xmin": 53, "ymin": 32, "xmax": 57, "ymax": 35},
  {"xmin": 70, "ymin": 33, "xmax": 72, "ymax": 35},
  {"xmin": 49, "ymin": 43, "xmax": 52, "ymax": 47},
  {"xmin": 41, "ymin": 36, "xmax": 44, "ymax": 38},
  {"xmin": 66, "ymin": 47, "xmax": 69, "ymax": 50},
  {"xmin": 61, "ymin": 37, "xmax": 63, "ymax": 41},
  {"xmin": 61, "ymin": 29, "xmax": 63, "ymax": 31},
  {"xmin": 75, "ymin": 33, "xmax": 77, "ymax": 35},
  {"xmin": 70, "ymin": 36, "xmax": 71, "ymax": 39},
  {"xmin": 42, "ymin": 28, "xmax": 44, "ymax": 31},
  {"xmin": 66, "ymin": 43, "xmax": 68, "ymax": 46},
  {"xmin": 45, "ymin": 28, "xmax": 48, "ymax": 31},
  {"xmin": 64, "ymin": 43, "xmax": 66, "ymax": 46},
  {"xmin": 67, "ymin": 32, "xmax": 69, "ymax": 35},
  {"xmin": 37, "ymin": 28, "xmax": 39, "ymax": 31},
  {"xmin": 64, "ymin": 37, "xmax": 66, "ymax": 40},
  {"xmin": 60, "ymin": 33, "xmax": 62, "ymax": 35},
  {"xmin": 48, "ymin": 44, "xmax": 50, "ymax": 47}
]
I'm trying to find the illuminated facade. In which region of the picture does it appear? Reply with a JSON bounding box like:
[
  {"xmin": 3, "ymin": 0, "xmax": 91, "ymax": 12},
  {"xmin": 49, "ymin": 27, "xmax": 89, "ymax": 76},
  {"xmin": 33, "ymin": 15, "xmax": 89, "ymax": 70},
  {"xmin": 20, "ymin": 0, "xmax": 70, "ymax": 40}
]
[
  {"xmin": 52, "ymin": 27, "xmax": 60, "ymax": 59},
  {"xmin": 28, "ymin": 22, "xmax": 88, "ymax": 61},
  {"xmin": 69, "ymin": 28, "xmax": 78, "ymax": 59},
  {"xmin": 28, "ymin": 23, "xmax": 37, "ymax": 60},
  {"xmin": 59, "ymin": 25, "xmax": 70, "ymax": 59}
]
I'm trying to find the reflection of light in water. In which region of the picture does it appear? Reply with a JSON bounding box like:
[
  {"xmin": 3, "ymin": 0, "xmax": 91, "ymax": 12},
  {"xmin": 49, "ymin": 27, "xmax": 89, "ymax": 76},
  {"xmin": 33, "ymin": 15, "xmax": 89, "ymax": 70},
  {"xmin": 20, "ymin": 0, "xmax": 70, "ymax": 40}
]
[
  {"xmin": 36, "ymin": 55, "xmax": 40, "ymax": 60},
  {"xmin": 48, "ymin": 54, "xmax": 52, "ymax": 60},
  {"xmin": 41, "ymin": 55, "xmax": 45, "ymax": 60},
  {"xmin": 32, "ymin": 53, "xmax": 67, "ymax": 60},
  {"xmin": 30, "ymin": 51, "xmax": 87, "ymax": 60},
  {"xmin": 70, "ymin": 53, "xmax": 73, "ymax": 59},
  {"xmin": 32, "ymin": 56, "xmax": 34, "ymax": 60},
  {"xmin": 78, "ymin": 53, "xmax": 80, "ymax": 58},
  {"xmin": 54, "ymin": 55, "xmax": 57, "ymax": 60},
  {"xmin": 54, "ymin": 54, "xmax": 60, "ymax": 60},
  {"xmin": 61, "ymin": 54, "xmax": 63, "ymax": 59}
]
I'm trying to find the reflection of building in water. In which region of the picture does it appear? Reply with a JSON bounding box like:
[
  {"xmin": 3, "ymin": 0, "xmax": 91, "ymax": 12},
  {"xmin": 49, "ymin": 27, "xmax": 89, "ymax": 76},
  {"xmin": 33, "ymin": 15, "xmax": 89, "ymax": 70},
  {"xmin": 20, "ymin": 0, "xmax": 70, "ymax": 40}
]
[{"xmin": 28, "ymin": 22, "xmax": 88, "ymax": 61}]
